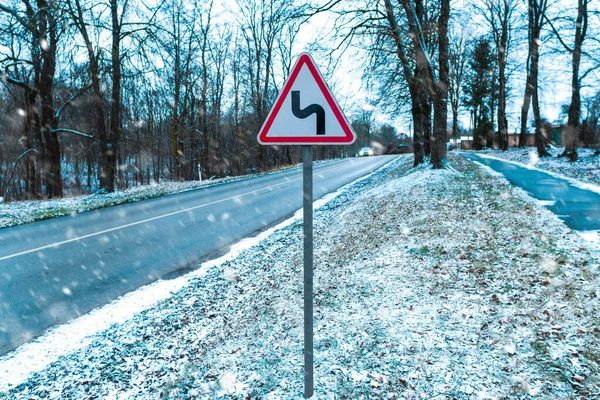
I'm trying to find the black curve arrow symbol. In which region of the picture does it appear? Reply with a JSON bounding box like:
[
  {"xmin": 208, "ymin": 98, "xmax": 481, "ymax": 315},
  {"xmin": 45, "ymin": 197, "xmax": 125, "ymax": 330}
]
[{"xmin": 291, "ymin": 90, "xmax": 325, "ymax": 135}]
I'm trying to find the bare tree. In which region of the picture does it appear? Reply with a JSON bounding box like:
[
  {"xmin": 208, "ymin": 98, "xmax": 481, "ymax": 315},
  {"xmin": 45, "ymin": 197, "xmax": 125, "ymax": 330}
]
[
  {"xmin": 382, "ymin": 0, "xmax": 426, "ymax": 165},
  {"xmin": 65, "ymin": 0, "xmax": 107, "ymax": 188},
  {"xmin": 541, "ymin": 0, "xmax": 589, "ymax": 161},
  {"xmin": 448, "ymin": 25, "xmax": 468, "ymax": 147},
  {"xmin": 238, "ymin": 0, "xmax": 303, "ymax": 170},
  {"xmin": 475, "ymin": 0, "xmax": 517, "ymax": 151},
  {"xmin": 431, "ymin": 0, "xmax": 449, "ymax": 168},
  {"xmin": 520, "ymin": 0, "xmax": 550, "ymax": 156},
  {"xmin": 156, "ymin": 0, "xmax": 204, "ymax": 181},
  {"xmin": 353, "ymin": 0, "xmax": 448, "ymax": 167},
  {"xmin": 0, "ymin": 0, "xmax": 65, "ymax": 198}
]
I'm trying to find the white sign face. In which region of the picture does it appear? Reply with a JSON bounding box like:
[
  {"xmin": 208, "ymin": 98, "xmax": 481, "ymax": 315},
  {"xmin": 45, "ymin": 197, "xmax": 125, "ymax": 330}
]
[{"xmin": 257, "ymin": 53, "xmax": 356, "ymax": 145}]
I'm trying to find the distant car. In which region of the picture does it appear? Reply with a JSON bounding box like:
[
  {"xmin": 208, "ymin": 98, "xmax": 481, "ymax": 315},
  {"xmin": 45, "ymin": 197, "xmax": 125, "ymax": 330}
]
[{"xmin": 358, "ymin": 147, "xmax": 374, "ymax": 157}]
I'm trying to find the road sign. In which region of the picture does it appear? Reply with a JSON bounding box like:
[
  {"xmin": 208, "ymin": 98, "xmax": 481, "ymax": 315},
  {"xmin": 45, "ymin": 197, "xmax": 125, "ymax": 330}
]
[
  {"xmin": 258, "ymin": 52, "xmax": 354, "ymax": 398},
  {"xmin": 257, "ymin": 53, "xmax": 356, "ymax": 145}
]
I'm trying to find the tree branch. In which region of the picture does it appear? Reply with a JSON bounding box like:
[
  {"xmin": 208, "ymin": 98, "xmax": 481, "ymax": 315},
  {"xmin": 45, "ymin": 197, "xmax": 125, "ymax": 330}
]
[
  {"xmin": 0, "ymin": 4, "xmax": 33, "ymax": 33},
  {"xmin": 55, "ymin": 84, "xmax": 93, "ymax": 119},
  {"xmin": 51, "ymin": 128, "xmax": 95, "ymax": 139},
  {"xmin": 532, "ymin": 0, "xmax": 574, "ymax": 53},
  {"xmin": 0, "ymin": 70, "xmax": 34, "ymax": 92}
]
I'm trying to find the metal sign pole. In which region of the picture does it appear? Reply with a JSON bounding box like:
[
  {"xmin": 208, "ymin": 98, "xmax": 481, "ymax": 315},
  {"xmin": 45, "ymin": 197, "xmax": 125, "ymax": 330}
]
[{"xmin": 302, "ymin": 145, "xmax": 314, "ymax": 398}]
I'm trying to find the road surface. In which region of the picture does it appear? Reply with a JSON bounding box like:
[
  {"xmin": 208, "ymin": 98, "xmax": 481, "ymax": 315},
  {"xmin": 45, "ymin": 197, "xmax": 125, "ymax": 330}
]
[
  {"xmin": 0, "ymin": 155, "xmax": 398, "ymax": 355},
  {"xmin": 461, "ymin": 153, "xmax": 600, "ymax": 231}
]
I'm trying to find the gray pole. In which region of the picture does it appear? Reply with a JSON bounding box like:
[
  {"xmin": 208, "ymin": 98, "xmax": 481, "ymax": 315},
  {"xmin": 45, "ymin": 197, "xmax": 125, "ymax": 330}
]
[{"xmin": 302, "ymin": 145, "xmax": 314, "ymax": 398}]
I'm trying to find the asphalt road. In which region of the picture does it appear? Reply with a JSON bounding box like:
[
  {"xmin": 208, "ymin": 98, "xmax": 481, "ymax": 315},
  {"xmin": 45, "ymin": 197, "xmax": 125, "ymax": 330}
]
[
  {"xmin": 0, "ymin": 155, "xmax": 398, "ymax": 355},
  {"xmin": 461, "ymin": 153, "xmax": 600, "ymax": 231}
]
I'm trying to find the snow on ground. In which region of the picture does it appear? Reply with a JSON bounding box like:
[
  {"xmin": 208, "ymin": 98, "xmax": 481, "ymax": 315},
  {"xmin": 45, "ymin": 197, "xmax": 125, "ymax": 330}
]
[
  {"xmin": 2, "ymin": 155, "xmax": 599, "ymax": 399},
  {"xmin": 0, "ymin": 163, "xmax": 311, "ymax": 229},
  {"xmin": 474, "ymin": 147, "xmax": 600, "ymax": 188},
  {"xmin": 0, "ymin": 156, "xmax": 392, "ymax": 393}
]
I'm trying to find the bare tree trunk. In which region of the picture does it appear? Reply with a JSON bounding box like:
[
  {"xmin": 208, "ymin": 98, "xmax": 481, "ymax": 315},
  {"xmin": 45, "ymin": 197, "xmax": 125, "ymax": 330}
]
[
  {"xmin": 411, "ymin": 88, "xmax": 425, "ymax": 165},
  {"xmin": 519, "ymin": 17, "xmax": 533, "ymax": 149},
  {"xmin": 431, "ymin": 0, "xmax": 449, "ymax": 168},
  {"xmin": 102, "ymin": 0, "xmax": 123, "ymax": 193},
  {"xmin": 423, "ymin": 96, "xmax": 431, "ymax": 156},
  {"xmin": 498, "ymin": 60, "xmax": 508, "ymax": 150},
  {"xmin": 170, "ymin": 17, "xmax": 182, "ymax": 181},
  {"xmin": 26, "ymin": 88, "xmax": 42, "ymax": 198},
  {"xmin": 38, "ymin": 0, "xmax": 62, "ymax": 198},
  {"xmin": 451, "ymin": 110, "xmax": 458, "ymax": 145},
  {"xmin": 473, "ymin": 106, "xmax": 481, "ymax": 150},
  {"xmin": 520, "ymin": 67, "xmax": 531, "ymax": 148},
  {"xmin": 561, "ymin": 0, "xmax": 587, "ymax": 161},
  {"xmin": 528, "ymin": 0, "xmax": 551, "ymax": 157},
  {"xmin": 489, "ymin": 68, "xmax": 495, "ymax": 148},
  {"xmin": 531, "ymin": 54, "xmax": 550, "ymax": 156},
  {"xmin": 497, "ymin": 0, "xmax": 511, "ymax": 150}
]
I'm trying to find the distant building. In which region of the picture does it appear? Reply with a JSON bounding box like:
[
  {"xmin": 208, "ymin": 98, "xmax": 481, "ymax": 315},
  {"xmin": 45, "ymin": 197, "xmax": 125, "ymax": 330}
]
[
  {"xmin": 457, "ymin": 128, "xmax": 560, "ymax": 150},
  {"xmin": 507, "ymin": 132, "xmax": 535, "ymax": 147}
]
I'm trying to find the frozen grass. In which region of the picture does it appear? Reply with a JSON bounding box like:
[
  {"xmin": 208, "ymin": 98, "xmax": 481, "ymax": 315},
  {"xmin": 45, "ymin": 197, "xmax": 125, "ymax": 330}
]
[
  {"xmin": 474, "ymin": 147, "xmax": 600, "ymax": 187},
  {"xmin": 1, "ymin": 155, "xmax": 599, "ymax": 399},
  {"xmin": 0, "ymin": 163, "xmax": 306, "ymax": 229}
]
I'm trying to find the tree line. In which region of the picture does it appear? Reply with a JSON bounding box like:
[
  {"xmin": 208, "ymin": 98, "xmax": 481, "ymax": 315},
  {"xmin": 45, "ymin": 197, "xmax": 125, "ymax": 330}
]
[
  {"xmin": 1, "ymin": 0, "xmax": 401, "ymax": 201},
  {"xmin": 328, "ymin": 0, "xmax": 598, "ymax": 163},
  {"xmin": 2, "ymin": 0, "xmax": 599, "ymax": 201}
]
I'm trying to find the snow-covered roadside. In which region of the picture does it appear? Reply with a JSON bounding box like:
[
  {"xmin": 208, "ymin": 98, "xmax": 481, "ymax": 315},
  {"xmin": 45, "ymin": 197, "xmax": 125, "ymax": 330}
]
[
  {"xmin": 0, "ymin": 155, "xmax": 404, "ymax": 394},
  {"xmin": 470, "ymin": 156, "xmax": 600, "ymax": 250},
  {"xmin": 2, "ymin": 155, "xmax": 599, "ymax": 399},
  {"xmin": 0, "ymin": 161, "xmax": 323, "ymax": 229},
  {"xmin": 472, "ymin": 147, "xmax": 600, "ymax": 189}
]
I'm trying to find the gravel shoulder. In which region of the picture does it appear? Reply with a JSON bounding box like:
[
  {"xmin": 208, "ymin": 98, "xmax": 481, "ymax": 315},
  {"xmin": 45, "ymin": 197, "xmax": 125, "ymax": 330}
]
[{"xmin": 2, "ymin": 155, "xmax": 599, "ymax": 399}]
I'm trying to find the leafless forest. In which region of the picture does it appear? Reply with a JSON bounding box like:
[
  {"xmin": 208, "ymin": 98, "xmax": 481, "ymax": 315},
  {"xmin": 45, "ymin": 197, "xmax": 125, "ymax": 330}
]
[{"xmin": 1, "ymin": 0, "xmax": 598, "ymax": 200}]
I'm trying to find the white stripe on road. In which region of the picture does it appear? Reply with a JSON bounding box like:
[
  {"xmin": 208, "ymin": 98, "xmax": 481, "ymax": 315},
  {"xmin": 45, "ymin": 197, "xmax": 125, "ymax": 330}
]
[
  {"xmin": 0, "ymin": 155, "xmax": 400, "ymax": 392},
  {"xmin": 0, "ymin": 159, "xmax": 388, "ymax": 262}
]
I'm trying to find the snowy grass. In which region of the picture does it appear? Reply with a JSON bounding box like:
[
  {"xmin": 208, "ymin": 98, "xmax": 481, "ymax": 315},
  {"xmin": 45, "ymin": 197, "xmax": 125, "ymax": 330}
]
[
  {"xmin": 0, "ymin": 163, "xmax": 309, "ymax": 229},
  {"xmin": 473, "ymin": 147, "xmax": 600, "ymax": 188},
  {"xmin": 1, "ymin": 155, "xmax": 599, "ymax": 398}
]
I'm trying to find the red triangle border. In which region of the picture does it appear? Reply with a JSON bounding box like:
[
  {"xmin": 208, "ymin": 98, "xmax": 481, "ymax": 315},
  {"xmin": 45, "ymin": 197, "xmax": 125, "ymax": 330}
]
[{"xmin": 257, "ymin": 53, "xmax": 356, "ymax": 145}]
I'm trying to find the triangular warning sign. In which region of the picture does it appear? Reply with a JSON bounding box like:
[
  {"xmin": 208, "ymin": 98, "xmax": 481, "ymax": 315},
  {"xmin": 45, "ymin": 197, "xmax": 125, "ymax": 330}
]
[{"xmin": 257, "ymin": 53, "xmax": 356, "ymax": 145}]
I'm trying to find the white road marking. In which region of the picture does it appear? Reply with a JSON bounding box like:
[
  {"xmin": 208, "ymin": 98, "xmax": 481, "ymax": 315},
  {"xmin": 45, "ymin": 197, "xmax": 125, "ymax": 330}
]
[
  {"xmin": 0, "ymin": 155, "xmax": 400, "ymax": 391},
  {"xmin": 0, "ymin": 158, "xmax": 388, "ymax": 262}
]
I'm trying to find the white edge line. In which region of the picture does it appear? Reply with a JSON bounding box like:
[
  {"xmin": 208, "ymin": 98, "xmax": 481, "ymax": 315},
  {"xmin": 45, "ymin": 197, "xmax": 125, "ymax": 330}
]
[
  {"xmin": 0, "ymin": 160, "xmax": 361, "ymax": 262},
  {"xmin": 0, "ymin": 156, "xmax": 401, "ymax": 392}
]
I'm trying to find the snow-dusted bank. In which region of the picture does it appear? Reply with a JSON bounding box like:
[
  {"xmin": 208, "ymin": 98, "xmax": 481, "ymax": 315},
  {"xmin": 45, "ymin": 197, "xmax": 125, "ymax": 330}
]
[
  {"xmin": 1, "ymin": 155, "xmax": 599, "ymax": 398},
  {"xmin": 0, "ymin": 156, "xmax": 402, "ymax": 394}
]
